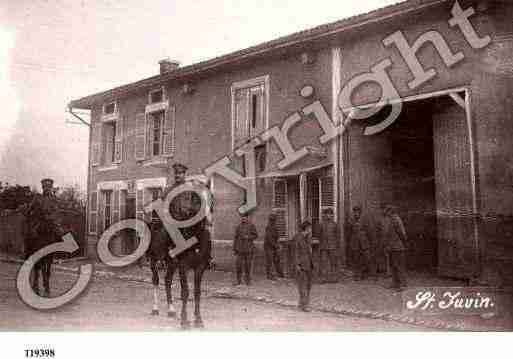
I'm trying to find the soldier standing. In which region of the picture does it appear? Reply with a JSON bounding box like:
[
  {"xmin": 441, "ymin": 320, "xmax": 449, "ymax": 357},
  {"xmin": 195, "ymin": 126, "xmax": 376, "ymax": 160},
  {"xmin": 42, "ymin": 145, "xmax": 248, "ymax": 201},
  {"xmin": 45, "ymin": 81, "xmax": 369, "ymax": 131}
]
[
  {"xmin": 264, "ymin": 212, "xmax": 284, "ymax": 280},
  {"xmin": 381, "ymin": 204, "xmax": 408, "ymax": 291},
  {"xmin": 24, "ymin": 178, "xmax": 63, "ymax": 297},
  {"xmin": 233, "ymin": 213, "xmax": 258, "ymax": 286},
  {"xmin": 294, "ymin": 220, "xmax": 314, "ymax": 312},
  {"xmin": 348, "ymin": 206, "xmax": 372, "ymax": 281},
  {"xmin": 319, "ymin": 208, "xmax": 340, "ymax": 283}
]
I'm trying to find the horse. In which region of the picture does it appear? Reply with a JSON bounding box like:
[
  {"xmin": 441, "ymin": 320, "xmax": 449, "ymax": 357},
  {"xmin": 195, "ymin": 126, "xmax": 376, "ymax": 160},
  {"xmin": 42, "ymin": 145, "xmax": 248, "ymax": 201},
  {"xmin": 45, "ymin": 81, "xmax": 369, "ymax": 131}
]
[{"xmin": 146, "ymin": 178, "xmax": 214, "ymax": 329}]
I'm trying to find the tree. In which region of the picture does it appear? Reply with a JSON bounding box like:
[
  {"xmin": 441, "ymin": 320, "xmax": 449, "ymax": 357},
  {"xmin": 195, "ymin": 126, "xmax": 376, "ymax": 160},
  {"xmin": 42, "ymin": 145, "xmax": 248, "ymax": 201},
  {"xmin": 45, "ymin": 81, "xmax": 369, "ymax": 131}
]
[
  {"xmin": 0, "ymin": 184, "xmax": 35, "ymax": 211},
  {"xmin": 56, "ymin": 184, "xmax": 86, "ymax": 211}
]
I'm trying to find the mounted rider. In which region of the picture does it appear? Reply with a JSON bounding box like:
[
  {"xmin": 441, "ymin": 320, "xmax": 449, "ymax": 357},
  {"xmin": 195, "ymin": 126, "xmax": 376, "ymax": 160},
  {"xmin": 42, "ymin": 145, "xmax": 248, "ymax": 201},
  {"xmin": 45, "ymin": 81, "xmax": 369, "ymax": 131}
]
[{"xmin": 153, "ymin": 162, "xmax": 212, "ymax": 264}]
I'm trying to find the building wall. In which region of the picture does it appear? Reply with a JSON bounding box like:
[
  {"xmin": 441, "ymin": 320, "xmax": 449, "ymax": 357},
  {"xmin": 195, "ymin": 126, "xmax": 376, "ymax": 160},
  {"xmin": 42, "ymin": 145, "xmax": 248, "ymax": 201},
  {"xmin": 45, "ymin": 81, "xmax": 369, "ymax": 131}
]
[
  {"xmin": 84, "ymin": 0, "xmax": 513, "ymax": 282},
  {"xmin": 86, "ymin": 47, "xmax": 334, "ymax": 268},
  {"xmin": 333, "ymin": 0, "xmax": 513, "ymax": 280}
]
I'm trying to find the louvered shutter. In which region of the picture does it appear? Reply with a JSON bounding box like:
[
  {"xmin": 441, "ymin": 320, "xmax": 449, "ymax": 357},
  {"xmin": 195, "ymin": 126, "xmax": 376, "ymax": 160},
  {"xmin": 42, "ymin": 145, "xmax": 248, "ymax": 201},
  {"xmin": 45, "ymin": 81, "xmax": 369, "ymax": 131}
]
[
  {"xmin": 91, "ymin": 122, "xmax": 102, "ymax": 166},
  {"xmin": 119, "ymin": 190, "xmax": 126, "ymax": 220},
  {"xmin": 89, "ymin": 191, "xmax": 98, "ymax": 234},
  {"xmin": 299, "ymin": 173, "xmax": 307, "ymax": 222},
  {"xmin": 104, "ymin": 124, "xmax": 114, "ymax": 165},
  {"xmin": 97, "ymin": 191, "xmax": 105, "ymax": 234},
  {"xmin": 273, "ymin": 178, "xmax": 288, "ymax": 240},
  {"xmin": 234, "ymin": 88, "xmax": 250, "ymax": 147},
  {"xmin": 250, "ymin": 85, "xmax": 266, "ymax": 137},
  {"xmin": 146, "ymin": 114, "xmax": 154, "ymax": 157},
  {"xmin": 136, "ymin": 188, "xmax": 145, "ymax": 221},
  {"xmin": 114, "ymin": 117, "xmax": 124, "ymax": 163},
  {"xmin": 320, "ymin": 175, "xmax": 335, "ymax": 215},
  {"xmin": 134, "ymin": 113, "xmax": 146, "ymax": 160},
  {"xmin": 163, "ymin": 105, "xmax": 176, "ymax": 156},
  {"xmin": 112, "ymin": 189, "xmax": 120, "ymax": 224}
]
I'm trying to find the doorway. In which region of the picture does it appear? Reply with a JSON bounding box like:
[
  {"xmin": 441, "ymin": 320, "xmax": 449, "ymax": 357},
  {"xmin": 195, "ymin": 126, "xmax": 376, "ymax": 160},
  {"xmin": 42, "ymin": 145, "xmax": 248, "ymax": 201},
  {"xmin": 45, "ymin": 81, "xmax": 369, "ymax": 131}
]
[{"xmin": 347, "ymin": 90, "xmax": 477, "ymax": 277}]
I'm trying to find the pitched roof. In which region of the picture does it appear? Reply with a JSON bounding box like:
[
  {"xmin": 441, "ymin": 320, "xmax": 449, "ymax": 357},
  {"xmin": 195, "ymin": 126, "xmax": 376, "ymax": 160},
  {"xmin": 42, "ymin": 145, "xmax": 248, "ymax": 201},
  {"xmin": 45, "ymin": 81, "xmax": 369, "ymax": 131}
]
[{"xmin": 68, "ymin": 0, "xmax": 448, "ymax": 109}]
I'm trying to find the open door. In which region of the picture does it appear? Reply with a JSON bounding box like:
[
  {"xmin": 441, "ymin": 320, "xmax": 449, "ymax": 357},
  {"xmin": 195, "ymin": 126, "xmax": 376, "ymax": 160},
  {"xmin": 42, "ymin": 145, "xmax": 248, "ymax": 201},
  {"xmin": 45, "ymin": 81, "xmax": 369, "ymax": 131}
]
[{"xmin": 433, "ymin": 94, "xmax": 477, "ymax": 279}]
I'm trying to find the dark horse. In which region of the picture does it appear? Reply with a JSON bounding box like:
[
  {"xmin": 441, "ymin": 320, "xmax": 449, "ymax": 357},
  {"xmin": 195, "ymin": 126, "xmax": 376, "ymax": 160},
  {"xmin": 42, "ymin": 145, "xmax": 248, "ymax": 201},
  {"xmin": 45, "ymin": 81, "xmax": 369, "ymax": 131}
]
[{"xmin": 146, "ymin": 179, "xmax": 213, "ymax": 329}]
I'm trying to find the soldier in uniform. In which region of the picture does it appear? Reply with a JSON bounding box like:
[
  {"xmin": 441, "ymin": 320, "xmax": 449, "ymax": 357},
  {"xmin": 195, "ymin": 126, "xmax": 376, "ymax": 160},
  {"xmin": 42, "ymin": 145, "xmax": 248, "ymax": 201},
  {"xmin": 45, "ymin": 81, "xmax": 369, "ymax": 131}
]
[
  {"xmin": 233, "ymin": 213, "xmax": 258, "ymax": 286},
  {"xmin": 24, "ymin": 178, "xmax": 63, "ymax": 297},
  {"xmin": 149, "ymin": 162, "xmax": 212, "ymax": 265},
  {"xmin": 264, "ymin": 212, "xmax": 284, "ymax": 280},
  {"xmin": 348, "ymin": 205, "xmax": 373, "ymax": 281},
  {"xmin": 319, "ymin": 208, "xmax": 340, "ymax": 283},
  {"xmin": 380, "ymin": 204, "xmax": 408, "ymax": 291},
  {"xmin": 294, "ymin": 220, "xmax": 314, "ymax": 312}
]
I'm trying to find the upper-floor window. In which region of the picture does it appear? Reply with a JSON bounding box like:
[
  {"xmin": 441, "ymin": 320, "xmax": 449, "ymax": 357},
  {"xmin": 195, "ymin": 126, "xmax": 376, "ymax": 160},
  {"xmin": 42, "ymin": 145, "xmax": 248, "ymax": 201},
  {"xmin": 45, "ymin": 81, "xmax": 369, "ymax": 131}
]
[
  {"xmin": 231, "ymin": 75, "xmax": 269, "ymax": 150},
  {"xmin": 103, "ymin": 101, "xmax": 117, "ymax": 116},
  {"xmin": 149, "ymin": 88, "xmax": 165, "ymax": 104},
  {"xmin": 150, "ymin": 111, "xmax": 164, "ymax": 157},
  {"xmin": 91, "ymin": 114, "xmax": 124, "ymax": 168},
  {"xmin": 104, "ymin": 190, "xmax": 112, "ymax": 230},
  {"xmin": 134, "ymin": 104, "xmax": 176, "ymax": 161}
]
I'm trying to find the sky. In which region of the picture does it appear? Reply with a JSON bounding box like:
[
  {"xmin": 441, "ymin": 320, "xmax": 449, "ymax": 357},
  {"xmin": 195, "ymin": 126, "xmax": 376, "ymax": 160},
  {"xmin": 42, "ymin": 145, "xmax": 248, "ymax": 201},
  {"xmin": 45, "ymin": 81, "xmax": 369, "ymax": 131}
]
[{"xmin": 0, "ymin": 0, "xmax": 400, "ymax": 192}]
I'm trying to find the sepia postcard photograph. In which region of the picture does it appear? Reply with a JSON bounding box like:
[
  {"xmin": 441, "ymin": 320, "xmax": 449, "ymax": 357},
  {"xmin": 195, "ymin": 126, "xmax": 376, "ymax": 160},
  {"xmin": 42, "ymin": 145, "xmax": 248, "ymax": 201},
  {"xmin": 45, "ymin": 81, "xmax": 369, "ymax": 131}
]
[{"xmin": 1, "ymin": 0, "xmax": 512, "ymax": 357}]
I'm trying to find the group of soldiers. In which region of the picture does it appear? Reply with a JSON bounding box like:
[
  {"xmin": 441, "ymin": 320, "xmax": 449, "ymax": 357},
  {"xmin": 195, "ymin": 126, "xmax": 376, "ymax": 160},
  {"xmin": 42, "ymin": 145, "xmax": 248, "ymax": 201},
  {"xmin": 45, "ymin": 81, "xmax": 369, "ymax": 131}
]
[
  {"xmin": 233, "ymin": 204, "xmax": 409, "ymax": 312},
  {"xmin": 22, "ymin": 169, "xmax": 409, "ymax": 314}
]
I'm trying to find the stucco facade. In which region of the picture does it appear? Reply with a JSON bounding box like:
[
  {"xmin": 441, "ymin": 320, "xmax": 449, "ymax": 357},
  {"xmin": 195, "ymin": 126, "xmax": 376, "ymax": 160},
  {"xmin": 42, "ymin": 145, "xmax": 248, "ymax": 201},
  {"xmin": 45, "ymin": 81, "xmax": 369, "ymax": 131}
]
[{"xmin": 70, "ymin": 0, "xmax": 513, "ymax": 283}]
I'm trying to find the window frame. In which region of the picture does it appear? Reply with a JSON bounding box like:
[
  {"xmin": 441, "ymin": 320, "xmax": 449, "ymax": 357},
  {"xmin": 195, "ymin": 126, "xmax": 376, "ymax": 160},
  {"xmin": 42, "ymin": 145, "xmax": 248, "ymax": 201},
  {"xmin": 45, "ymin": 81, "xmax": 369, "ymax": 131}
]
[
  {"xmin": 148, "ymin": 86, "xmax": 166, "ymax": 105},
  {"xmin": 102, "ymin": 101, "xmax": 117, "ymax": 116},
  {"xmin": 104, "ymin": 190, "xmax": 113, "ymax": 231},
  {"xmin": 230, "ymin": 75, "xmax": 270, "ymax": 151},
  {"xmin": 149, "ymin": 110, "xmax": 165, "ymax": 158}
]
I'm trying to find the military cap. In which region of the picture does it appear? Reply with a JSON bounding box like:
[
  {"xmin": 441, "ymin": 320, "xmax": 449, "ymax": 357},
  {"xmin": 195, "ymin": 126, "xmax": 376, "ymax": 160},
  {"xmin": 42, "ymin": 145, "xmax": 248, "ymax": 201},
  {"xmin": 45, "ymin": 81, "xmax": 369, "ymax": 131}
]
[
  {"xmin": 41, "ymin": 178, "xmax": 54, "ymax": 186},
  {"xmin": 172, "ymin": 163, "xmax": 188, "ymax": 173}
]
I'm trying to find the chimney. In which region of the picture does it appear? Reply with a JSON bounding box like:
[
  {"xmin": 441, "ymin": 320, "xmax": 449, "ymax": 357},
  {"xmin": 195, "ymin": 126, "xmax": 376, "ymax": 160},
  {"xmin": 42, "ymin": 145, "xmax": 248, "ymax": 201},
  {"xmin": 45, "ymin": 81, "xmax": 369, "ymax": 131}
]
[{"xmin": 159, "ymin": 58, "xmax": 180, "ymax": 74}]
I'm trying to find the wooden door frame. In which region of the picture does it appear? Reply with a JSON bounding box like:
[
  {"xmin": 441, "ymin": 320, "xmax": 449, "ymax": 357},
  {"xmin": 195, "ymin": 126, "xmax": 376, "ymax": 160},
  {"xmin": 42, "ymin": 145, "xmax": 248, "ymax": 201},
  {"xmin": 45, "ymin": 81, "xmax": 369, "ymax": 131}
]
[{"xmin": 339, "ymin": 86, "xmax": 480, "ymax": 276}]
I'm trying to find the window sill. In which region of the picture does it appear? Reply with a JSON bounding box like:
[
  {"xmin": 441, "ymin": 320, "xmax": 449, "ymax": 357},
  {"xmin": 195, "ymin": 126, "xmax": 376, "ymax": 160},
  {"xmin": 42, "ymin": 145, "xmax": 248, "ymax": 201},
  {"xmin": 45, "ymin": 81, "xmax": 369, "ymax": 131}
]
[
  {"xmin": 141, "ymin": 157, "xmax": 172, "ymax": 167},
  {"xmin": 145, "ymin": 100, "xmax": 169, "ymax": 114},
  {"xmin": 100, "ymin": 113, "xmax": 119, "ymax": 122},
  {"xmin": 97, "ymin": 164, "xmax": 120, "ymax": 172}
]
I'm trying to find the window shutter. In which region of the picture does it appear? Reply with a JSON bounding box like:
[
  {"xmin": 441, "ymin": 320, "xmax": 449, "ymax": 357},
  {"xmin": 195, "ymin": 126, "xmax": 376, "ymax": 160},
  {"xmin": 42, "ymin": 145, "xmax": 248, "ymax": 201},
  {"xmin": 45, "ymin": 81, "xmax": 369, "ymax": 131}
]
[
  {"xmin": 104, "ymin": 124, "xmax": 114, "ymax": 165},
  {"xmin": 91, "ymin": 122, "xmax": 102, "ymax": 166},
  {"xmin": 119, "ymin": 190, "xmax": 126, "ymax": 220},
  {"xmin": 250, "ymin": 85, "xmax": 266, "ymax": 137},
  {"xmin": 89, "ymin": 191, "xmax": 98, "ymax": 234},
  {"xmin": 163, "ymin": 105, "xmax": 176, "ymax": 156},
  {"xmin": 136, "ymin": 188, "xmax": 145, "ymax": 221},
  {"xmin": 299, "ymin": 173, "xmax": 307, "ymax": 222},
  {"xmin": 134, "ymin": 113, "xmax": 146, "ymax": 160},
  {"xmin": 320, "ymin": 175, "xmax": 335, "ymax": 214},
  {"xmin": 146, "ymin": 114, "xmax": 153, "ymax": 157},
  {"xmin": 112, "ymin": 189, "xmax": 120, "ymax": 224},
  {"xmin": 114, "ymin": 117, "xmax": 124, "ymax": 163},
  {"xmin": 234, "ymin": 88, "xmax": 250, "ymax": 147},
  {"xmin": 97, "ymin": 192, "xmax": 105, "ymax": 235},
  {"xmin": 273, "ymin": 178, "xmax": 288, "ymax": 239}
]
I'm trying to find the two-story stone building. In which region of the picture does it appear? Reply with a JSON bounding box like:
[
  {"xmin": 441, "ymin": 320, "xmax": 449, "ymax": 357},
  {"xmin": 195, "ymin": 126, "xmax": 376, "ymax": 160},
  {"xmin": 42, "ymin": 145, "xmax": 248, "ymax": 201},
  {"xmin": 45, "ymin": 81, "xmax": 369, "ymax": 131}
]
[{"xmin": 69, "ymin": 0, "xmax": 513, "ymax": 283}]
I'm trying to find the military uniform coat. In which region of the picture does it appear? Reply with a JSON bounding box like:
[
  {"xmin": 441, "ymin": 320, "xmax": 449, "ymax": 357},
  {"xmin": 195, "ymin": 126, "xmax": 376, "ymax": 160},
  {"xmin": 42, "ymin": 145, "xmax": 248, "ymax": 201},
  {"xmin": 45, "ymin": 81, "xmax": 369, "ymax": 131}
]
[
  {"xmin": 381, "ymin": 214, "xmax": 407, "ymax": 251},
  {"xmin": 233, "ymin": 222, "xmax": 258, "ymax": 254},
  {"xmin": 24, "ymin": 193, "xmax": 62, "ymax": 259},
  {"xmin": 293, "ymin": 232, "xmax": 313, "ymax": 271},
  {"xmin": 319, "ymin": 220, "xmax": 339, "ymax": 250},
  {"xmin": 348, "ymin": 217, "xmax": 371, "ymax": 252}
]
